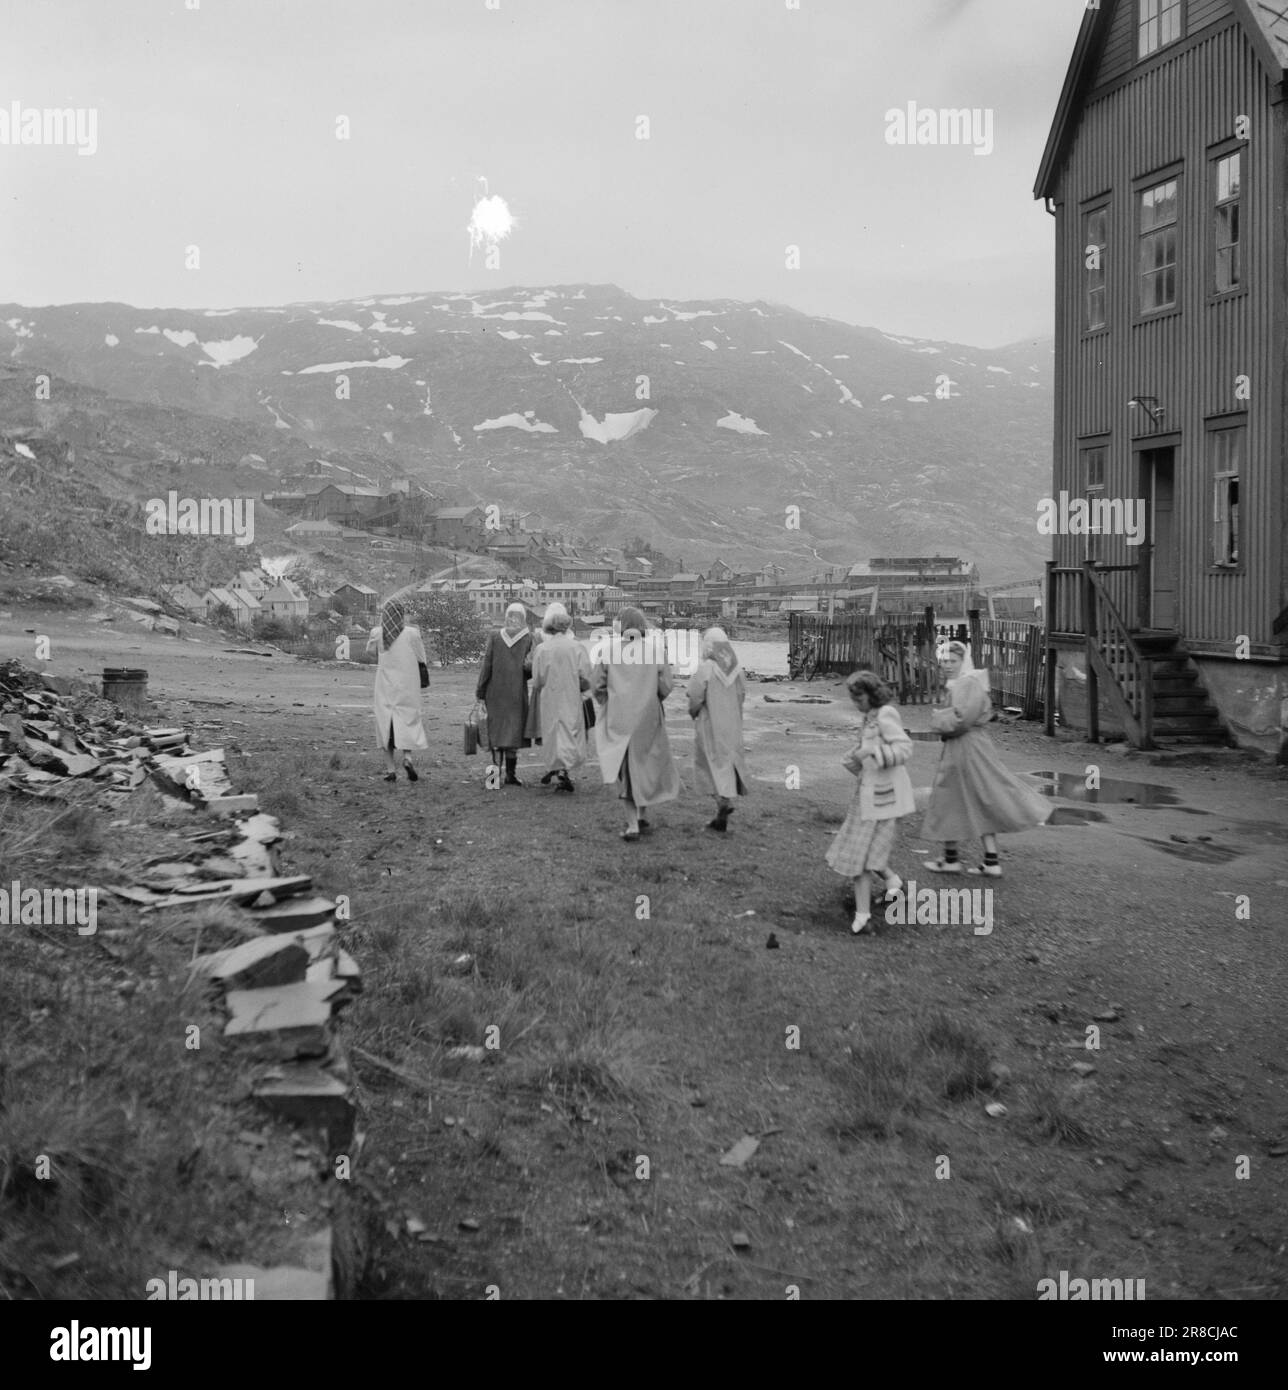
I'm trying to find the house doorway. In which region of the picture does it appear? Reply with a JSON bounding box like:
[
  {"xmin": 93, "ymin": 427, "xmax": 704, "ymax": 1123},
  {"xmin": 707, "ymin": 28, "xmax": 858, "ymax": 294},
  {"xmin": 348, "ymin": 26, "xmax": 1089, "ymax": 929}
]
[{"xmin": 1139, "ymin": 445, "xmax": 1178, "ymax": 630}]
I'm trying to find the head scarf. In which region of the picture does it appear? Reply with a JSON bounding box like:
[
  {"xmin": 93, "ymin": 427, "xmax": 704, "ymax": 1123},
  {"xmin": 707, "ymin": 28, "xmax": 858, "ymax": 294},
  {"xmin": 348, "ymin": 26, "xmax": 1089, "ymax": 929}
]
[
  {"xmin": 701, "ymin": 626, "xmax": 740, "ymax": 684},
  {"xmin": 542, "ymin": 601, "xmax": 570, "ymax": 634},
  {"xmin": 381, "ymin": 598, "xmax": 405, "ymax": 652},
  {"xmin": 500, "ymin": 601, "xmax": 528, "ymax": 648},
  {"xmin": 938, "ymin": 639, "xmax": 988, "ymax": 695}
]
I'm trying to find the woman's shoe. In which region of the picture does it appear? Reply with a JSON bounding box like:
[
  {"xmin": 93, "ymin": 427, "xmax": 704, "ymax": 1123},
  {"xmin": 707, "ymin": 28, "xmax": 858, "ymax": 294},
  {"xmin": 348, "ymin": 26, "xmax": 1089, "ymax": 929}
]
[
  {"xmin": 883, "ymin": 871, "xmax": 904, "ymax": 898},
  {"xmin": 638, "ymin": 817, "xmax": 650, "ymax": 831},
  {"xmin": 922, "ymin": 858, "xmax": 963, "ymax": 873},
  {"xmin": 540, "ymin": 771, "xmax": 556, "ymax": 785},
  {"xmin": 850, "ymin": 911, "xmax": 872, "ymax": 935},
  {"xmin": 556, "ymin": 774, "xmax": 574, "ymax": 792},
  {"xmin": 966, "ymin": 863, "xmax": 1002, "ymax": 877},
  {"xmin": 403, "ymin": 760, "xmax": 418, "ymax": 782},
  {"xmin": 621, "ymin": 828, "xmax": 641, "ymax": 841},
  {"xmin": 383, "ymin": 772, "xmax": 397, "ymax": 783},
  {"xmin": 706, "ymin": 812, "xmax": 729, "ymax": 832}
]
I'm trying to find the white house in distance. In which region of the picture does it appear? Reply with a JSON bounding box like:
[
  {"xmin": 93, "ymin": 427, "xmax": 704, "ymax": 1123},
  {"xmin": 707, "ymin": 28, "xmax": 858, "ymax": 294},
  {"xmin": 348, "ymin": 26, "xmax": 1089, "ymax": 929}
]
[
  {"xmin": 204, "ymin": 586, "xmax": 261, "ymax": 629},
  {"xmin": 165, "ymin": 582, "xmax": 207, "ymax": 616},
  {"xmin": 261, "ymin": 578, "xmax": 309, "ymax": 620}
]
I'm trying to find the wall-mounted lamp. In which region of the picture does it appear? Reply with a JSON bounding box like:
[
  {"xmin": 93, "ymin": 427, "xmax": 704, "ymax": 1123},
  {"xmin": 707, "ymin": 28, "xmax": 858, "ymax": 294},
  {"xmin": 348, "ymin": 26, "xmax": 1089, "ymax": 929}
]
[{"xmin": 1128, "ymin": 395, "xmax": 1165, "ymax": 423}]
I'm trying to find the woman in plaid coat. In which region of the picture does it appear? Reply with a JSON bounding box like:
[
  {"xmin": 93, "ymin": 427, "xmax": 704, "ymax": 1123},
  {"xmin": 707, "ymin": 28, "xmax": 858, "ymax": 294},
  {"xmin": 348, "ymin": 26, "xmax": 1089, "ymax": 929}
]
[{"xmin": 825, "ymin": 669, "xmax": 915, "ymax": 934}]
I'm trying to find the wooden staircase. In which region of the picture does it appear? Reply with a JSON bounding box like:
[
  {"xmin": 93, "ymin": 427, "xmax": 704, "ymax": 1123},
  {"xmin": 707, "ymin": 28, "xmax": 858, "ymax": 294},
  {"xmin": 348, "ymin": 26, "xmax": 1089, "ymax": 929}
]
[{"xmin": 1119, "ymin": 631, "xmax": 1229, "ymax": 748}]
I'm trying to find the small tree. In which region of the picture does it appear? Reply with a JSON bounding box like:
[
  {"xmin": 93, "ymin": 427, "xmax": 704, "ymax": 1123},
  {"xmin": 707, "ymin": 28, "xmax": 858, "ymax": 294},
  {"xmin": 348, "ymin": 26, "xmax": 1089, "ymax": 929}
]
[{"xmin": 408, "ymin": 591, "xmax": 489, "ymax": 666}]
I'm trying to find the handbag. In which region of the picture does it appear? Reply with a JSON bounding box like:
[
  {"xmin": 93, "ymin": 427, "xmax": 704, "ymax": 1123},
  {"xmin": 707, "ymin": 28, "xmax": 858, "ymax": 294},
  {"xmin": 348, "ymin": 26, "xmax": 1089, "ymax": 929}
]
[
  {"xmin": 464, "ymin": 702, "xmax": 484, "ymax": 755},
  {"xmin": 582, "ymin": 695, "xmax": 596, "ymax": 731},
  {"xmin": 419, "ymin": 661, "xmax": 430, "ymax": 689}
]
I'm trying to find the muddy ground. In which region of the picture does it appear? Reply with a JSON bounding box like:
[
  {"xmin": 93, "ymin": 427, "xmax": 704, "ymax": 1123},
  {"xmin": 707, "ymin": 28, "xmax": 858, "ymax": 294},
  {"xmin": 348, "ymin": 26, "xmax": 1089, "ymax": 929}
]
[{"xmin": 3, "ymin": 610, "xmax": 1287, "ymax": 1300}]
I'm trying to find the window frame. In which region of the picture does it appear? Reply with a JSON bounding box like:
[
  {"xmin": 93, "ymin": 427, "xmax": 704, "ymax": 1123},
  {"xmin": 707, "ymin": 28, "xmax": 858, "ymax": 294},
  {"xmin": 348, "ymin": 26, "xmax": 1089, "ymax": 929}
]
[
  {"xmin": 1137, "ymin": 0, "xmax": 1185, "ymax": 62},
  {"xmin": 1208, "ymin": 138, "xmax": 1246, "ymax": 301},
  {"xmin": 1205, "ymin": 417, "xmax": 1245, "ymax": 573},
  {"xmin": 1134, "ymin": 167, "xmax": 1184, "ymax": 321},
  {"xmin": 1081, "ymin": 197, "xmax": 1111, "ymax": 335},
  {"xmin": 1078, "ymin": 436, "xmax": 1112, "ymax": 562}
]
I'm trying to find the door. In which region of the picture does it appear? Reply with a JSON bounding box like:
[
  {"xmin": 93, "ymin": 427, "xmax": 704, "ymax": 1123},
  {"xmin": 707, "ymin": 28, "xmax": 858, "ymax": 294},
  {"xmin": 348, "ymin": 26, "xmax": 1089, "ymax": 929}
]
[{"xmin": 1143, "ymin": 447, "xmax": 1177, "ymax": 630}]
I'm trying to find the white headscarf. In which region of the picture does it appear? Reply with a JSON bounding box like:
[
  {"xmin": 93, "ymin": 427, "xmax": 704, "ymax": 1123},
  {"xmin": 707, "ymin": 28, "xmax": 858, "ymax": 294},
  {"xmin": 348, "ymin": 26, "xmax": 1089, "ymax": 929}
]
[
  {"xmin": 542, "ymin": 601, "xmax": 570, "ymax": 634},
  {"xmin": 500, "ymin": 601, "xmax": 528, "ymax": 648},
  {"xmin": 701, "ymin": 626, "xmax": 740, "ymax": 684},
  {"xmin": 938, "ymin": 640, "xmax": 988, "ymax": 696}
]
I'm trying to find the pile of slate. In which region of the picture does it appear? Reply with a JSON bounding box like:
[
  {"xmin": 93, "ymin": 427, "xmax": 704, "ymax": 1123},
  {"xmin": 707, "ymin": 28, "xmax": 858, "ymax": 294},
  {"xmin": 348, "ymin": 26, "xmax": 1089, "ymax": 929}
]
[{"xmin": 1, "ymin": 658, "xmax": 360, "ymax": 1296}]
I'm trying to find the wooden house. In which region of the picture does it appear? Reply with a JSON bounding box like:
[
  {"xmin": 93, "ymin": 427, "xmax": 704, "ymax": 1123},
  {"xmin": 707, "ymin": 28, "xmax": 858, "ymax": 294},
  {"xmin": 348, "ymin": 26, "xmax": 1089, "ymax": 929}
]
[
  {"xmin": 333, "ymin": 582, "xmax": 378, "ymax": 616},
  {"xmin": 1036, "ymin": 0, "xmax": 1288, "ymax": 756},
  {"xmin": 261, "ymin": 579, "xmax": 309, "ymax": 621}
]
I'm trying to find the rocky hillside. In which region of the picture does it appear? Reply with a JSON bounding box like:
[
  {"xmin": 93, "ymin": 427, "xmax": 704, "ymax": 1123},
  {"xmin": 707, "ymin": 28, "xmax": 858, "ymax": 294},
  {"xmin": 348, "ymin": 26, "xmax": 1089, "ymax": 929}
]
[{"xmin": 1, "ymin": 287, "xmax": 1054, "ymax": 579}]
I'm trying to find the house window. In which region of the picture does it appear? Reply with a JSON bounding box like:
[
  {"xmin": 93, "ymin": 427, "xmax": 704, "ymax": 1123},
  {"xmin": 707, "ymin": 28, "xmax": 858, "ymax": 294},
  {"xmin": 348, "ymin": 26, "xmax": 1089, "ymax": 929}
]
[
  {"xmin": 1138, "ymin": 0, "xmax": 1183, "ymax": 59},
  {"xmin": 1139, "ymin": 178, "xmax": 1179, "ymax": 312},
  {"xmin": 1083, "ymin": 206, "xmax": 1108, "ymax": 330},
  {"xmin": 1209, "ymin": 426, "xmax": 1242, "ymax": 567},
  {"xmin": 1213, "ymin": 151, "xmax": 1241, "ymax": 293}
]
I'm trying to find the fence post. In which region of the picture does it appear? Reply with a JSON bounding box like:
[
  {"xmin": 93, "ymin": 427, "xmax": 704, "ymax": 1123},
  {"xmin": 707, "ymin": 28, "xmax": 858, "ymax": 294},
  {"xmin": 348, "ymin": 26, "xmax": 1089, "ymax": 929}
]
[
  {"xmin": 1083, "ymin": 560, "xmax": 1099, "ymax": 744},
  {"xmin": 1044, "ymin": 562, "xmax": 1057, "ymax": 736}
]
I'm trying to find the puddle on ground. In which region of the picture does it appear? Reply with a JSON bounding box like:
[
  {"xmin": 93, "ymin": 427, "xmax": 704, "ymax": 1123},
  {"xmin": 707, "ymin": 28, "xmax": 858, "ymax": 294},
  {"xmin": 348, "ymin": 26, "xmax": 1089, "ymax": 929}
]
[
  {"xmin": 1030, "ymin": 770, "xmax": 1288, "ymax": 860},
  {"xmin": 1030, "ymin": 771, "xmax": 1182, "ymax": 806},
  {"xmin": 1047, "ymin": 806, "xmax": 1107, "ymax": 826}
]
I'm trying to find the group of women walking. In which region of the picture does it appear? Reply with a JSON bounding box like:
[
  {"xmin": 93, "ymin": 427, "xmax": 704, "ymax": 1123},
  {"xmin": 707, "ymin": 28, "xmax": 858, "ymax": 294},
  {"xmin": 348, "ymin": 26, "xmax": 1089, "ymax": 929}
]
[{"xmin": 370, "ymin": 599, "xmax": 1050, "ymax": 931}]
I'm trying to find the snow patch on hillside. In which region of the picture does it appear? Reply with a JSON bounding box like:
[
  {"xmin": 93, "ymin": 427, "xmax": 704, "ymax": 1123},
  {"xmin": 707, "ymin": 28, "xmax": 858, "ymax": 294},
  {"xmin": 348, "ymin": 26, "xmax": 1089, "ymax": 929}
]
[
  {"xmin": 578, "ymin": 407, "xmax": 657, "ymax": 443},
  {"xmin": 292, "ymin": 355, "xmax": 409, "ymax": 374},
  {"xmin": 700, "ymin": 340, "xmax": 718, "ymax": 351},
  {"xmin": 497, "ymin": 330, "xmax": 532, "ymax": 340},
  {"xmin": 201, "ymin": 336, "xmax": 259, "ymax": 367},
  {"xmin": 987, "ymin": 365, "xmax": 1011, "ymax": 375},
  {"xmin": 380, "ymin": 295, "xmax": 423, "ymax": 306},
  {"xmin": 643, "ymin": 315, "xmax": 668, "ymax": 324},
  {"xmin": 560, "ymin": 357, "xmax": 602, "ymax": 364},
  {"xmin": 716, "ymin": 411, "xmax": 766, "ymax": 435},
  {"xmin": 202, "ymin": 309, "xmax": 238, "ymax": 317},
  {"xmin": 319, "ymin": 318, "xmax": 363, "ymax": 332},
  {"xmin": 163, "ymin": 329, "xmax": 198, "ymax": 348},
  {"xmin": 475, "ymin": 412, "xmax": 557, "ymax": 433},
  {"xmin": 104, "ymin": 334, "xmax": 119, "ymax": 346},
  {"xmin": 135, "ymin": 326, "xmax": 160, "ymax": 335},
  {"xmin": 529, "ymin": 353, "xmax": 550, "ymax": 365},
  {"xmin": 907, "ymin": 395, "xmax": 929, "ymax": 403}
]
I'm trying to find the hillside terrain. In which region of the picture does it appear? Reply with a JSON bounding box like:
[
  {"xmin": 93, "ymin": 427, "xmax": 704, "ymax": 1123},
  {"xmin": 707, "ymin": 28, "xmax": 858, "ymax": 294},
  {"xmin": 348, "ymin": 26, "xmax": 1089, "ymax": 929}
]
[{"xmin": 2, "ymin": 287, "xmax": 1053, "ymax": 582}]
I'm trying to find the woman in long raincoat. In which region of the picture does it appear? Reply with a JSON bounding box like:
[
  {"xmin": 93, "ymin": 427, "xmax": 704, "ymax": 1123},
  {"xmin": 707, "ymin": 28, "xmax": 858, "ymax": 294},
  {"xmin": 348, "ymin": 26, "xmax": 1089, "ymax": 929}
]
[
  {"xmin": 475, "ymin": 601, "xmax": 533, "ymax": 785},
  {"xmin": 530, "ymin": 601, "xmax": 591, "ymax": 791},
  {"xmin": 366, "ymin": 596, "xmax": 428, "ymax": 782},
  {"xmin": 921, "ymin": 640, "xmax": 1051, "ymax": 875},
  {"xmin": 687, "ymin": 626, "xmax": 749, "ymax": 831},
  {"xmin": 591, "ymin": 607, "xmax": 680, "ymax": 839}
]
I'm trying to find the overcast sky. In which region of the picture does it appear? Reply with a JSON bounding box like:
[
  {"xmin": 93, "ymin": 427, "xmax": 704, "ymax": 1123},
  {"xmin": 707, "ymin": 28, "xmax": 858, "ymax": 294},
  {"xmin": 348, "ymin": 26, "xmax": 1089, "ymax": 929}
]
[{"xmin": 0, "ymin": 0, "xmax": 1084, "ymax": 348}]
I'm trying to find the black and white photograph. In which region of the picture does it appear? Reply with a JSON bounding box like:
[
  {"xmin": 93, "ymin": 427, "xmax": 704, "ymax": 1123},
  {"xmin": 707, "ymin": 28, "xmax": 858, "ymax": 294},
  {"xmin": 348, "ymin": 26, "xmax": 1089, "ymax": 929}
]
[{"xmin": 1, "ymin": 0, "xmax": 1285, "ymax": 1339}]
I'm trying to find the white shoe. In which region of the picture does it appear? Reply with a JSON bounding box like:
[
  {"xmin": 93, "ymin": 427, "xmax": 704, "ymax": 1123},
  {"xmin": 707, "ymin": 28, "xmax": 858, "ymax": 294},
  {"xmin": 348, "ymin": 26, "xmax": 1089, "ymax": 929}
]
[
  {"xmin": 883, "ymin": 872, "xmax": 903, "ymax": 898},
  {"xmin": 923, "ymin": 858, "xmax": 963, "ymax": 874},
  {"xmin": 850, "ymin": 912, "xmax": 872, "ymax": 935}
]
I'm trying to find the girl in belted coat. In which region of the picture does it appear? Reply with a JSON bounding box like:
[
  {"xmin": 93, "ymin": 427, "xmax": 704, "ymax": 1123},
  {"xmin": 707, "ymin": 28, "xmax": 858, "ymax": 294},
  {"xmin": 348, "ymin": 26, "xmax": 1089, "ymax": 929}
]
[{"xmin": 475, "ymin": 602, "xmax": 533, "ymax": 785}]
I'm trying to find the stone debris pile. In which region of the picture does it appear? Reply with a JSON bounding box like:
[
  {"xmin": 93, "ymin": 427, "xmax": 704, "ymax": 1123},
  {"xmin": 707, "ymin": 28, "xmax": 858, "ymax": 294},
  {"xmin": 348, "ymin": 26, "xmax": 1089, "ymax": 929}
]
[{"xmin": 1, "ymin": 657, "xmax": 359, "ymax": 1298}]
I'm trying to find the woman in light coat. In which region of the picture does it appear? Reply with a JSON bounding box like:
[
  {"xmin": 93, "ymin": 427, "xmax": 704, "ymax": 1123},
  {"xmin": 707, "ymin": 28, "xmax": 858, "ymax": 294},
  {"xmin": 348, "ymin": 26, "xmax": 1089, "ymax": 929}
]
[
  {"xmin": 826, "ymin": 669, "xmax": 914, "ymax": 933},
  {"xmin": 687, "ymin": 626, "xmax": 749, "ymax": 831},
  {"xmin": 591, "ymin": 607, "xmax": 680, "ymax": 839},
  {"xmin": 921, "ymin": 640, "xmax": 1051, "ymax": 875},
  {"xmin": 530, "ymin": 602, "xmax": 591, "ymax": 791},
  {"xmin": 366, "ymin": 597, "xmax": 428, "ymax": 783},
  {"xmin": 475, "ymin": 601, "xmax": 534, "ymax": 786}
]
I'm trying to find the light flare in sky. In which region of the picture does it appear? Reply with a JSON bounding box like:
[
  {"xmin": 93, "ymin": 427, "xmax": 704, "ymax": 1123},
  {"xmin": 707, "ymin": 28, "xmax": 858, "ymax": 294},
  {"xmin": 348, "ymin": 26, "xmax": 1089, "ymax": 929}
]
[{"xmin": 467, "ymin": 178, "xmax": 516, "ymax": 262}]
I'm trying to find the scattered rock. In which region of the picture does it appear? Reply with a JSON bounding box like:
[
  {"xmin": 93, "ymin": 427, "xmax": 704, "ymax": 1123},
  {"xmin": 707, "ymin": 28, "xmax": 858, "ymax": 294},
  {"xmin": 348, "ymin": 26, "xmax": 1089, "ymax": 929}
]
[
  {"xmin": 1071, "ymin": 1062, "xmax": 1097, "ymax": 1077},
  {"xmin": 765, "ymin": 932, "xmax": 780, "ymax": 949},
  {"xmin": 984, "ymin": 1101, "xmax": 1008, "ymax": 1117},
  {"xmin": 731, "ymin": 1230, "xmax": 752, "ymax": 1250},
  {"xmin": 719, "ymin": 1135, "xmax": 760, "ymax": 1168}
]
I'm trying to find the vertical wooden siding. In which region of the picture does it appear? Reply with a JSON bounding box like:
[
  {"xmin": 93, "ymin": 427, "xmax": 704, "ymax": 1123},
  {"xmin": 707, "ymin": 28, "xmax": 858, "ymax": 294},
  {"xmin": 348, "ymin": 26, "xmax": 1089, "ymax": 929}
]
[{"xmin": 1054, "ymin": 18, "xmax": 1280, "ymax": 649}]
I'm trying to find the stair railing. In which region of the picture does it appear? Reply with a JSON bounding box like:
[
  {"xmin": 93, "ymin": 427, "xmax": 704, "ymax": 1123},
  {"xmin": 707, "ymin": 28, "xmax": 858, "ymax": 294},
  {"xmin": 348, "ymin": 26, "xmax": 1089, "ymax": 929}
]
[{"xmin": 1083, "ymin": 560, "xmax": 1153, "ymax": 749}]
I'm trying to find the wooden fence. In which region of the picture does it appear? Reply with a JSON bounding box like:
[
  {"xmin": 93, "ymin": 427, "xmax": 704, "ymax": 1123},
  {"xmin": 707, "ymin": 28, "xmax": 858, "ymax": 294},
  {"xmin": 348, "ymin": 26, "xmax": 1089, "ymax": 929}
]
[{"xmin": 789, "ymin": 610, "xmax": 1047, "ymax": 718}]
